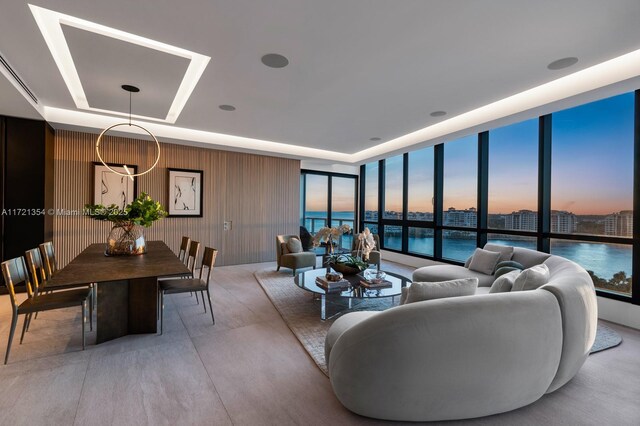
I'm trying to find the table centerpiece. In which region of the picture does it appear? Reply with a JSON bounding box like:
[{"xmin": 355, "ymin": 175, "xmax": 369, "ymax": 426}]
[{"xmin": 84, "ymin": 192, "xmax": 167, "ymax": 256}]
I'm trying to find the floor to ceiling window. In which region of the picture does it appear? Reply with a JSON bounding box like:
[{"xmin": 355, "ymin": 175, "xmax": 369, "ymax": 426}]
[
  {"xmin": 359, "ymin": 90, "xmax": 639, "ymax": 305},
  {"xmin": 300, "ymin": 170, "xmax": 358, "ymax": 250},
  {"xmin": 442, "ymin": 135, "xmax": 477, "ymax": 261},
  {"xmin": 550, "ymin": 93, "xmax": 634, "ymax": 296}
]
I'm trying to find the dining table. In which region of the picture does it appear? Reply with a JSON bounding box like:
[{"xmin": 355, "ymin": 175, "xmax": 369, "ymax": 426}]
[{"xmin": 46, "ymin": 240, "xmax": 190, "ymax": 343}]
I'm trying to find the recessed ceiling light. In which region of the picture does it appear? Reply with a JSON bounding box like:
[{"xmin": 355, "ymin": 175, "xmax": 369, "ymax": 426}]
[
  {"xmin": 430, "ymin": 111, "xmax": 447, "ymax": 117},
  {"xmin": 547, "ymin": 57, "xmax": 579, "ymax": 70},
  {"xmin": 219, "ymin": 104, "xmax": 236, "ymax": 111},
  {"xmin": 261, "ymin": 53, "xmax": 289, "ymax": 68},
  {"xmin": 369, "ymin": 137, "xmax": 381, "ymax": 141}
]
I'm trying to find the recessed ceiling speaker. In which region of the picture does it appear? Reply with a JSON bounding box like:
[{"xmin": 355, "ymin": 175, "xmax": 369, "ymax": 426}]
[
  {"xmin": 261, "ymin": 53, "xmax": 289, "ymax": 68},
  {"xmin": 547, "ymin": 57, "xmax": 579, "ymax": 70}
]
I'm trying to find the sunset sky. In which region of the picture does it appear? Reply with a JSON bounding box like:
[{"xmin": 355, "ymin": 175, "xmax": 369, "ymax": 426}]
[{"xmin": 308, "ymin": 92, "xmax": 634, "ymax": 216}]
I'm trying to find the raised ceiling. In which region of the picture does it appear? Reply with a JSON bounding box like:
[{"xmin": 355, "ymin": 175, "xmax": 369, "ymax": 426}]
[{"xmin": 1, "ymin": 0, "xmax": 640, "ymax": 162}]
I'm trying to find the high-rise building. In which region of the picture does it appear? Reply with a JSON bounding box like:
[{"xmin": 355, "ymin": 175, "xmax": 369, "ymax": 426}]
[
  {"xmin": 444, "ymin": 207, "xmax": 477, "ymax": 228},
  {"xmin": 605, "ymin": 210, "xmax": 633, "ymax": 237},
  {"xmin": 505, "ymin": 210, "xmax": 538, "ymax": 231},
  {"xmin": 551, "ymin": 210, "xmax": 578, "ymax": 234}
]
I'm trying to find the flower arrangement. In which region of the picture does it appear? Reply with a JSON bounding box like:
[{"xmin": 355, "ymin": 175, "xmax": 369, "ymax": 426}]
[
  {"xmin": 312, "ymin": 224, "xmax": 352, "ymax": 253},
  {"xmin": 85, "ymin": 192, "xmax": 167, "ymax": 255},
  {"xmin": 354, "ymin": 227, "xmax": 376, "ymax": 261}
]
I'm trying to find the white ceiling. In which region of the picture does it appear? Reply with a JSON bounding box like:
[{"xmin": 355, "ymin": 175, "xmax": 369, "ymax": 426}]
[{"xmin": 1, "ymin": 0, "xmax": 640, "ymax": 162}]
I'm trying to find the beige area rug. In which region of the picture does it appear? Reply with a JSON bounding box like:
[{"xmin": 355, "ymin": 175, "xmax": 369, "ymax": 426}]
[{"xmin": 254, "ymin": 268, "xmax": 401, "ymax": 376}]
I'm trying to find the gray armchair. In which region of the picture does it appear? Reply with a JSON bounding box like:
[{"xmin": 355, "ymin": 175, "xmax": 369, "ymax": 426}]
[
  {"xmin": 276, "ymin": 235, "xmax": 317, "ymax": 276},
  {"xmin": 351, "ymin": 233, "xmax": 381, "ymax": 267}
]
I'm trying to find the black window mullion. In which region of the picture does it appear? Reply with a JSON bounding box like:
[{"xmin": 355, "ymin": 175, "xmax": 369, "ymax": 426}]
[
  {"xmin": 402, "ymin": 153, "xmax": 409, "ymax": 252},
  {"xmin": 477, "ymin": 131, "xmax": 489, "ymax": 248},
  {"xmin": 359, "ymin": 164, "xmax": 365, "ymax": 232},
  {"xmin": 538, "ymin": 114, "xmax": 552, "ymax": 253},
  {"xmin": 434, "ymin": 143, "xmax": 444, "ymax": 258},
  {"xmin": 633, "ymin": 89, "xmax": 640, "ymax": 305},
  {"xmin": 378, "ymin": 159, "xmax": 385, "ymax": 248}
]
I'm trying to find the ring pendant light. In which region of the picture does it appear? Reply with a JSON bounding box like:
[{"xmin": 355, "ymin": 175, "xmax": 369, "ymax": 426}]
[{"xmin": 95, "ymin": 85, "xmax": 161, "ymax": 179}]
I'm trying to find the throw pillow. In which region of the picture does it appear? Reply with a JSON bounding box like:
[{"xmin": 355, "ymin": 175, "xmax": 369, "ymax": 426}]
[
  {"xmin": 287, "ymin": 237, "xmax": 303, "ymax": 253},
  {"xmin": 483, "ymin": 244, "xmax": 514, "ymax": 262},
  {"xmin": 495, "ymin": 260, "xmax": 525, "ymax": 271},
  {"xmin": 280, "ymin": 242, "xmax": 291, "ymax": 255},
  {"xmin": 402, "ymin": 278, "xmax": 478, "ymax": 305},
  {"xmin": 494, "ymin": 266, "xmax": 520, "ymax": 278},
  {"xmin": 511, "ymin": 263, "xmax": 550, "ymax": 291},
  {"xmin": 489, "ymin": 270, "xmax": 520, "ymax": 293},
  {"xmin": 468, "ymin": 248, "xmax": 502, "ymax": 275}
]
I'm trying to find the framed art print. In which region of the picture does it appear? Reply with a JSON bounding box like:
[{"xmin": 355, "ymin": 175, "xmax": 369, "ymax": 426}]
[
  {"xmin": 93, "ymin": 162, "xmax": 137, "ymax": 209},
  {"xmin": 168, "ymin": 168, "xmax": 203, "ymax": 217}
]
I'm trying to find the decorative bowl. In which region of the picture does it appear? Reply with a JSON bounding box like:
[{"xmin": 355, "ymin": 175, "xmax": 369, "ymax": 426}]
[
  {"xmin": 363, "ymin": 269, "xmax": 387, "ymax": 283},
  {"xmin": 330, "ymin": 262, "xmax": 361, "ymax": 276}
]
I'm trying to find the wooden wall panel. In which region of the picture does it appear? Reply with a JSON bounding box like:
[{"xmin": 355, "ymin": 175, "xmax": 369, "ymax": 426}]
[{"xmin": 53, "ymin": 129, "xmax": 300, "ymax": 268}]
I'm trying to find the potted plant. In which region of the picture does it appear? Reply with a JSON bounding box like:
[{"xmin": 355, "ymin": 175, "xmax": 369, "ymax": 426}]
[{"xmin": 85, "ymin": 192, "xmax": 167, "ymax": 256}]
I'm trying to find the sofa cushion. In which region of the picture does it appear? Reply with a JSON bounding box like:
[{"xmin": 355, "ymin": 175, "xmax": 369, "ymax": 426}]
[
  {"xmin": 287, "ymin": 237, "xmax": 303, "ymax": 253},
  {"xmin": 512, "ymin": 247, "xmax": 551, "ymax": 268},
  {"xmin": 402, "ymin": 278, "xmax": 478, "ymax": 305},
  {"xmin": 512, "ymin": 264, "xmax": 550, "ymax": 291},
  {"xmin": 490, "ymin": 270, "xmax": 520, "ymax": 293},
  {"xmin": 483, "ymin": 244, "xmax": 514, "ymax": 262},
  {"xmin": 468, "ymin": 248, "xmax": 502, "ymax": 275},
  {"xmin": 413, "ymin": 265, "xmax": 495, "ymax": 287}
]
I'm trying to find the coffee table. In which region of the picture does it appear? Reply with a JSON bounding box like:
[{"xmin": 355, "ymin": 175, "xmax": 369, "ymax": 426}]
[{"xmin": 294, "ymin": 267, "xmax": 411, "ymax": 320}]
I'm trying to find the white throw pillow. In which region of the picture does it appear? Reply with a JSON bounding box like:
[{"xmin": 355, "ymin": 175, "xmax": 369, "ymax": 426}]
[
  {"xmin": 511, "ymin": 264, "xmax": 550, "ymax": 291},
  {"xmin": 483, "ymin": 244, "xmax": 514, "ymax": 262},
  {"xmin": 489, "ymin": 269, "xmax": 520, "ymax": 293},
  {"xmin": 468, "ymin": 248, "xmax": 502, "ymax": 275},
  {"xmin": 401, "ymin": 278, "xmax": 478, "ymax": 305}
]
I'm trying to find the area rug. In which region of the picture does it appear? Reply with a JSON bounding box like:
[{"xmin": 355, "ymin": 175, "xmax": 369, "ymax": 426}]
[{"xmin": 254, "ymin": 268, "xmax": 622, "ymax": 376}]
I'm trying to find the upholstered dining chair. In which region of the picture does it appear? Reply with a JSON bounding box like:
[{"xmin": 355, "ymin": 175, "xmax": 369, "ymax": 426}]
[
  {"xmin": 158, "ymin": 247, "xmax": 217, "ymax": 334},
  {"xmin": 24, "ymin": 248, "xmax": 93, "ymax": 332},
  {"xmin": 1, "ymin": 256, "xmax": 91, "ymax": 364}
]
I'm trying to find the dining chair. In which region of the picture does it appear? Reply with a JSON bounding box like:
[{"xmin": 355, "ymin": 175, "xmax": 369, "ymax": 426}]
[
  {"xmin": 178, "ymin": 236, "xmax": 191, "ymax": 265},
  {"xmin": 1, "ymin": 256, "xmax": 91, "ymax": 364},
  {"xmin": 24, "ymin": 248, "xmax": 93, "ymax": 333},
  {"xmin": 159, "ymin": 246, "xmax": 217, "ymax": 334},
  {"xmin": 39, "ymin": 241, "xmax": 57, "ymax": 280}
]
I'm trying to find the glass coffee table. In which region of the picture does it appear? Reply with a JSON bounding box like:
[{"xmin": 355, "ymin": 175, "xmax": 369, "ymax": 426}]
[{"xmin": 294, "ymin": 267, "xmax": 411, "ymax": 320}]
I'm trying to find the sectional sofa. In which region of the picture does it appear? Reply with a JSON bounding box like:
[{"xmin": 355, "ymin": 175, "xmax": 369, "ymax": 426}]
[{"xmin": 324, "ymin": 245, "xmax": 597, "ymax": 421}]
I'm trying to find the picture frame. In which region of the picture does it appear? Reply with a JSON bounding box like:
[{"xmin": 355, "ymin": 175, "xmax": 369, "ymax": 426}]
[
  {"xmin": 168, "ymin": 168, "xmax": 203, "ymax": 217},
  {"xmin": 93, "ymin": 162, "xmax": 137, "ymax": 209}
]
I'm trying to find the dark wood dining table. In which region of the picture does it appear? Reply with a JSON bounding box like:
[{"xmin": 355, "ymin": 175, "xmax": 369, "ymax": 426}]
[{"xmin": 47, "ymin": 240, "xmax": 190, "ymax": 343}]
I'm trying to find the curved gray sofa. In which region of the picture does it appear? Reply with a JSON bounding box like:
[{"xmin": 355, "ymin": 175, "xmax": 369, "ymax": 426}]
[{"xmin": 325, "ymin": 247, "xmax": 597, "ymax": 422}]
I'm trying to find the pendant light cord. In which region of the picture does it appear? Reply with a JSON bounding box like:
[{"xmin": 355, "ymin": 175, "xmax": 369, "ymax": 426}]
[{"xmin": 128, "ymin": 91, "xmax": 132, "ymax": 126}]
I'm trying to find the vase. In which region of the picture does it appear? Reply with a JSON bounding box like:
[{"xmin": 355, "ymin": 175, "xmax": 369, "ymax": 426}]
[
  {"xmin": 106, "ymin": 222, "xmax": 147, "ymax": 256},
  {"xmin": 330, "ymin": 262, "xmax": 361, "ymax": 276}
]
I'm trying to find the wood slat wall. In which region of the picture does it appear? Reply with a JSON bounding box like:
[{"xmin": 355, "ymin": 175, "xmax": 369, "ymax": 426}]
[{"xmin": 53, "ymin": 129, "xmax": 300, "ymax": 268}]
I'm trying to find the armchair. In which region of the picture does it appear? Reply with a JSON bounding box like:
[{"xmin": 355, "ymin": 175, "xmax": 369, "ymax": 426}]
[{"xmin": 276, "ymin": 235, "xmax": 317, "ymax": 276}]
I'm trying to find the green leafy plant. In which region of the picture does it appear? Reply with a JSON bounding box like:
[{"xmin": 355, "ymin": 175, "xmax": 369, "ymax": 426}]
[
  {"xmin": 325, "ymin": 253, "xmax": 369, "ymax": 271},
  {"xmin": 84, "ymin": 192, "xmax": 167, "ymax": 227}
]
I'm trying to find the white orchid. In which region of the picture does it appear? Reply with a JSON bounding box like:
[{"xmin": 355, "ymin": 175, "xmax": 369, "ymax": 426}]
[
  {"xmin": 312, "ymin": 224, "xmax": 352, "ymax": 248},
  {"xmin": 356, "ymin": 227, "xmax": 376, "ymax": 260}
]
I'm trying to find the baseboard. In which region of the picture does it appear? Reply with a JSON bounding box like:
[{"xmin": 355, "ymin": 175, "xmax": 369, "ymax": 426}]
[
  {"xmin": 597, "ymin": 297, "xmax": 640, "ymax": 330},
  {"xmin": 381, "ymin": 250, "xmax": 640, "ymax": 330}
]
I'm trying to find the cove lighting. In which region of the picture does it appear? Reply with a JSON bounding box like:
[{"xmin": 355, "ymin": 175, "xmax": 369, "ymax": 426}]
[{"xmin": 29, "ymin": 4, "xmax": 210, "ymax": 124}]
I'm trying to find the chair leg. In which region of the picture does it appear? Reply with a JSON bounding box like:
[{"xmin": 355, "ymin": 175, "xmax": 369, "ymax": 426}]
[
  {"xmin": 4, "ymin": 313, "xmax": 18, "ymax": 364},
  {"xmin": 82, "ymin": 301, "xmax": 86, "ymax": 350},
  {"xmin": 277, "ymin": 265, "xmax": 280, "ymax": 271},
  {"xmin": 89, "ymin": 295, "xmax": 93, "ymax": 332},
  {"xmin": 206, "ymin": 289, "xmax": 215, "ymax": 325},
  {"xmin": 195, "ymin": 291, "xmax": 200, "ymax": 305},
  {"xmin": 26, "ymin": 312, "xmax": 33, "ymax": 332},
  {"xmin": 201, "ymin": 291, "xmax": 207, "ymax": 313},
  {"xmin": 292, "ymin": 269, "xmax": 296, "ymax": 276},
  {"xmin": 160, "ymin": 291, "xmax": 164, "ymax": 335},
  {"xmin": 19, "ymin": 314, "xmax": 30, "ymax": 344}
]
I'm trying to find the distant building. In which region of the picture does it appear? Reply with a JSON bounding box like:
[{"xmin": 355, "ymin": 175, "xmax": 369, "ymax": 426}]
[
  {"xmin": 551, "ymin": 210, "xmax": 577, "ymax": 234},
  {"xmin": 407, "ymin": 211, "xmax": 434, "ymax": 221},
  {"xmin": 444, "ymin": 207, "xmax": 477, "ymax": 228},
  {"xmin": 605, "ymin": 210, "xmax": 633, "ymax": 237},
  {"xmin": 505, "ymin": 210, "xmax": 537, "ymax": 231}
]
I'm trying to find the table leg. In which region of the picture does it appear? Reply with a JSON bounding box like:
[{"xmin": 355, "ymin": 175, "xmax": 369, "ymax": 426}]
[
  {"xmin": 321, "ymin": 294, "xmax": 326, "ymax": 321},
  {"xmin": 96, "ymin": 280, "xmax": 128, "ymax": 344},
  {"xmin": 128, "ymin": 277, "xmax": 158, "ymax": 334}
]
